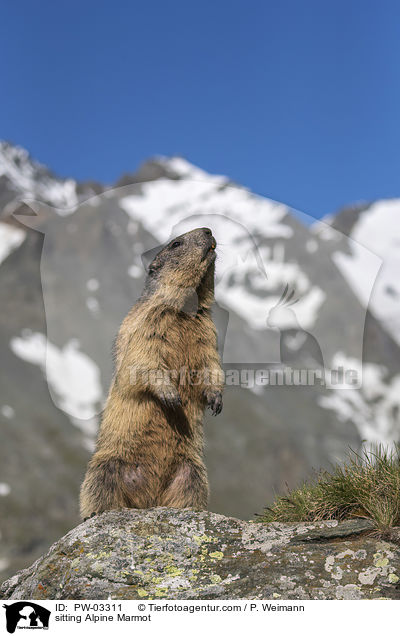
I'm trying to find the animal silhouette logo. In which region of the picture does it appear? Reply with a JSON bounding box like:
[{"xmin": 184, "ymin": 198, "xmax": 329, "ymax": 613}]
[
  {"xmin": 267, "ymin": 283, "xmax": 300, "ymax": 325},
  {"xmin": 3, "ymin": 602, "xmax": 50, "ymax": 633},
  {"xmin": 267, "ymin": 283, "xmax": 324, "ymax": 368},
  {"xmin": 12, "ymin": 183, "xmax": 381, "ymax": 401}
]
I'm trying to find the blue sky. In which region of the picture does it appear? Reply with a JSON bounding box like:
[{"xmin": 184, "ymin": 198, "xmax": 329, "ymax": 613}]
[{"xmin": 1, "ymin": 1, "xmax": 399, "ymax": 219}]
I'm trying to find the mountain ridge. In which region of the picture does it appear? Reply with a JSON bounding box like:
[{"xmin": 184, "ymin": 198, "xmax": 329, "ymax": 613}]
[{"xmin": 0, "ymin": 141, "xmax": 399, "ymax": 585}]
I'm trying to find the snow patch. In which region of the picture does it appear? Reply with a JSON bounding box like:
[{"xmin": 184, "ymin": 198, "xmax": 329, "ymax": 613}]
[
  {"xmin": 333, "ymin": 199, "xmax": 400, "ymax": 345},
  {"xmin": 332, "ymin": 244, "xmax": 382, "ymax": 312},
  {"xmin": 10, "ymin": 331, "xmax": 102, "ymax": 438},
  {"xmin": 158, "ymin": 156, "xmax": 226, "ymax": 182},
  {"xmin": 0, "ymin": 142, "xmax": 78, "ymax": 210},
  {"xmin": 284, "ymin": 331, "xmax": 308, "ymax": 351},
  {"xmin": 120, "ymin": 173, "xmax": 293, "ymax": 244},
  {"xmin": 318, "ymin": 352, "xmax": 400, "ymax": 445},
  {"xmin": 118, "ymin": 166, "xmax": 321, "ymax": 334},
  {"xmin": 0, "ymin": 222, "xmax": 26, "ymax": 265},
  {"xmin": 128, "ymin": 264, "xmax": 143, "ymax": 279},
  {"xmin": 86, "ymin": 278, "xmax": 99, "ymax": 292},
  {"xmin": 1, "ymin": 405, "xmax": 15, "ymax": 419},
  {"xmin": 86, "ymin": 296, "xmax": 100, "ymax": 314},
  {"xmin": 217, "ymin": 240, "xmax": 325, "ymax": 331},
  {"xmin": 311, "ymin": 220, "xmax": 342, "ymax": 242},
  {"xmin": 0, "ymin": 483, "xmax": 11, "ymax": 496},
  {"xmin": 306, "ymin": 239, "xmax": 318, "ymax": 253}
]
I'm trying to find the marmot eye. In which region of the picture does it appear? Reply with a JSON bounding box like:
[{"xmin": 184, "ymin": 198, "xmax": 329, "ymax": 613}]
[{"xmin": 170, "ymin": 240, "xmax": 182, "ymax": 249}]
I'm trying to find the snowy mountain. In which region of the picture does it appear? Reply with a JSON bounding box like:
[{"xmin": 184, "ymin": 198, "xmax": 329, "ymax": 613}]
[
  {"xmin": 0, "ymin": 141, "xmax": 79, "ymax": 212},
  {"xmin": 328, "ymin": 200, "xmax": 400, "ymax": 347},
  {"xmin": 0, "ymin": 141, "xmax": 399, "ymax": 583}
]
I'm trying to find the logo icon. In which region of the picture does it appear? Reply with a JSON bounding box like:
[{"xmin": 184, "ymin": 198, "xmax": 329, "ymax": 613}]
[{"xmin": 3, "ymin": 602, "xmax": 50, "ymax": 633}]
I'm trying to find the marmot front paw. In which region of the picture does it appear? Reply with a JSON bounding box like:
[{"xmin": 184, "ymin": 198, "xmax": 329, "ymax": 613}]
[
  {"xmin": 157, "ymin": 386, "xmax": 182, "ymax": 408},
  {"xmin": 205, "ymin": 390, "xmax": 223, "ymax": 416}
]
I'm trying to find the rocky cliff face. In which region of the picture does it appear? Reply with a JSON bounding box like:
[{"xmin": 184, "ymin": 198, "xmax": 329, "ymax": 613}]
[{"xmin": 2, "ymin": 508, "xmax": 400, "ymax": 600}]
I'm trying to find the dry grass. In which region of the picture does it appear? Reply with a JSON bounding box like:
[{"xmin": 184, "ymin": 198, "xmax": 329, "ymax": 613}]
[{"xmin": 257, "ymin": 445, "xmax": 400, "ymax": 531}]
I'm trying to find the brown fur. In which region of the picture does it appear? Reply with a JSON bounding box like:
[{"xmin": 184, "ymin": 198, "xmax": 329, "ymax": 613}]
[{"xmin": 80, "ymin": 227, "xmax": 224, "ymax": 518}]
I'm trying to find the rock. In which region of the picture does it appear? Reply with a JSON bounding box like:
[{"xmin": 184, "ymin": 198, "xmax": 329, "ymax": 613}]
[{"xmin": 1, "ymin": 508, "xmax": 400, "ymax": 600}]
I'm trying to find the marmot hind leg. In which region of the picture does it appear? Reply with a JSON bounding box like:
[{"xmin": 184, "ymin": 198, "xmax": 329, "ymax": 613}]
[
  {"xmin": 79, "ymin": 458, "xmax": 149, "ymax": 518},
  {"xmin": 160, "ymin": 460, "xmax": 209, "ymax": 509}
]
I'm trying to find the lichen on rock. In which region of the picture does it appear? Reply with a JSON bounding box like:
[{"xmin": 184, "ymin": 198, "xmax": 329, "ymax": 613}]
[{"xmin": 1, "ymin": 508, "xmax": 400, "ymax": 600}]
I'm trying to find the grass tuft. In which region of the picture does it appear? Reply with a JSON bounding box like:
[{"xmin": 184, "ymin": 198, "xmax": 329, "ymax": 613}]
[{"xmin": 257, "ymin": 445, "xmax": 400, "ymax": 531}]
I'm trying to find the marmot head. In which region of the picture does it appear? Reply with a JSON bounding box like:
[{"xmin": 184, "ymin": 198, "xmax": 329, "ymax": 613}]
[{"xmin": 144, "ymin": 227, "xmax": 217, "ymax": 310}]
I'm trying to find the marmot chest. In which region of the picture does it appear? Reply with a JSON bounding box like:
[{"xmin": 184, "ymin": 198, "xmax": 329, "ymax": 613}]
[{"xmin": 166, "ymin": 314, "xmax": 210, "ymax": 369}]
